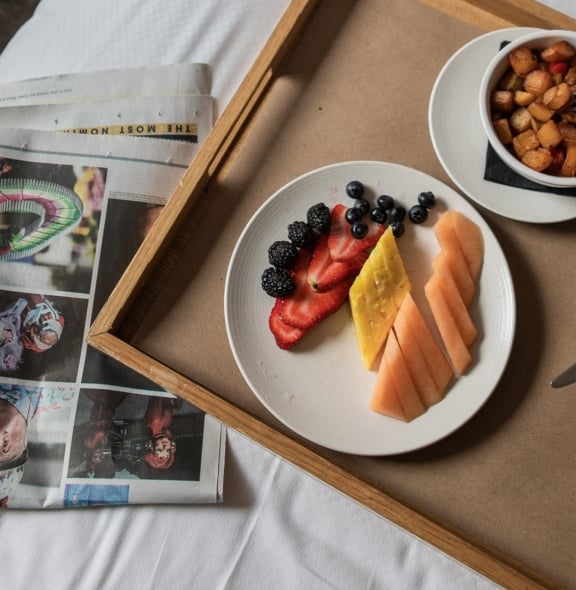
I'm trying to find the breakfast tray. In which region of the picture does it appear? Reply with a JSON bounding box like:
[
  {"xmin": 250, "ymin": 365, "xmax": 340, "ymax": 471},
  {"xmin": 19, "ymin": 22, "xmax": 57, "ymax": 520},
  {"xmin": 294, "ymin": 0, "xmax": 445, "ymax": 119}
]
[{"xmin": 88, "ymin": 1, "xmax": 576, "ymax": 588}]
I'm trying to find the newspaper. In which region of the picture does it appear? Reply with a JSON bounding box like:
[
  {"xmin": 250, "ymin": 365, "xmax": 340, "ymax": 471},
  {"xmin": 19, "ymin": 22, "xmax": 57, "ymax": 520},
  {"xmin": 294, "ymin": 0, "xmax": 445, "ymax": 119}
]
[
  {"xmin": 0, "ymin": 63, "xmax": 211, "ymax": 106},
  {"xmin": 0, "ymin": 67, "xmax": 226, "ymax": 509},
  {"xmin": 0, "ymin": 62, "xmax": 214, "ymax": 143}
]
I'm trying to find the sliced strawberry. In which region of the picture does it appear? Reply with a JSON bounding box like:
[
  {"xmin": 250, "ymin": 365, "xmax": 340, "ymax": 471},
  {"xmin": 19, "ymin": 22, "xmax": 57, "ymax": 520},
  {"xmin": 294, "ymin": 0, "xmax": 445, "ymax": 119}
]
[
  {"xmin": 280, "ymin": 248, "xmax": 353, "ymax": 330},
  {"xmin": 328, "ymin": 203, "xmax": 385, "ymax": 262},
  {"xmin": 307, "ymin": 233, "xmax": 367, "ymax": 292},
  {"xmin": 269, "ymin": 298, "xmax": 307, "ymax": 350}
]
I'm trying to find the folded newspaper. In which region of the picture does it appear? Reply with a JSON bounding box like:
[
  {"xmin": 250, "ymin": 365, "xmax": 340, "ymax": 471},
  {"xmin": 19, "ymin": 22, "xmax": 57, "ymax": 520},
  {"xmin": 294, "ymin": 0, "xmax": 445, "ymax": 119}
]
[{"xmin": 0, "ymin": 65, "xmax": 226, "ymax": 508}]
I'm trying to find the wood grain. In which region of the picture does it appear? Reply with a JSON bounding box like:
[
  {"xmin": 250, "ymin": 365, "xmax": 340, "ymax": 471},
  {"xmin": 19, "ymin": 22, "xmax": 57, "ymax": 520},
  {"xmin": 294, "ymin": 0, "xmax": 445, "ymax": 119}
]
[
  {"xmin": 88, "ymin": 331, "xmax": 560, "ymax": 590},
  {"xmin": 89, "ymin": 0, "xmax": 320, "ymax": 340},
  {"xmin": 420, "ymin": 0, "xmax": 576, "ymax": 30}
]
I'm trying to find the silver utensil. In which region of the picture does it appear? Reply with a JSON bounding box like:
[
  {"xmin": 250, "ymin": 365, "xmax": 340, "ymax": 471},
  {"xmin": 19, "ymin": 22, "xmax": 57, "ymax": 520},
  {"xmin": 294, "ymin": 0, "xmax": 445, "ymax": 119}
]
[{"xmin": 551, "ymin": 362, "xmax": 576, "ymax": 389}]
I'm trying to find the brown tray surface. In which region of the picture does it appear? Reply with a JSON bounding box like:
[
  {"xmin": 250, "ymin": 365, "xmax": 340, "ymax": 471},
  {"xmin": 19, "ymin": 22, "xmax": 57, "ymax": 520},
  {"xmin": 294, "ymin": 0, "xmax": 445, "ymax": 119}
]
[{"xmin": 93, "ymin": 1, "xmax": 576, "ymax": 588}]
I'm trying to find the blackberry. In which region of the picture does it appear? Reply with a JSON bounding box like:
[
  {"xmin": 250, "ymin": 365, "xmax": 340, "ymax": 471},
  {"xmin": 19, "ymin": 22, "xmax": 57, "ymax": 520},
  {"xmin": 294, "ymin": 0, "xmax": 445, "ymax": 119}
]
[
  {"xmin": 268, "ymin": 240, "xmax": 298, "ymax": 269},
  {"xmin": 306, "ymin": 202, "xmax": 331, "ymax": 233},
  {"xmin": 261, "ymin": 267, "xmax": 295, "ymax": 298},
  {"xmin": 287, "ymin": 220, "xmax": 316, "ymax": 248}
]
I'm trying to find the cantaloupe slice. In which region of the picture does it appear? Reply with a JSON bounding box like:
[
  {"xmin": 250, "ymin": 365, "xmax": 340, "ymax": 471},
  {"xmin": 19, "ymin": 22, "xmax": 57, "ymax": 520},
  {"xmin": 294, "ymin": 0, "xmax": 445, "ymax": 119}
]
[
  {"xmin": 399, "ymin": 293, "xmax": 454, "ymax": 396},
  {"xmin": 371, "ymin": 328, "xmax": 427, "ymax": 422},
  {"xmin": 431, "ymin": 254, "xmax": 478, "ymax": 348},
  {"xmin": 434, "ymin": 211, "xmax": 464, "ymax": 256},
  {"xmin": 370, "ymin": 351, "xmax": 406, "ymax": 421},
  {"xmin": 446, "ymin": 210, "xmax": 484, "ymax": 282},
  {"xmin": 424, "ymin": 277, "xmax": 472, "ymax": 376},
  {"xmin": 392, "ymin": 293, "xmax": 445, "ymax": 408},
  {"xmin": 432, "ymin": 246, "xmax": 475, "ymax": 307}
]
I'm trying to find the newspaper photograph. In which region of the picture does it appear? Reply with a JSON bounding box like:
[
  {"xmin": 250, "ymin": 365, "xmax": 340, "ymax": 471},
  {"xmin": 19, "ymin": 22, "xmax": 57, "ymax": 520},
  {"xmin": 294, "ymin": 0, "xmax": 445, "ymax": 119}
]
[{"xmin": 0, "ymin": 123, "xmax": 225, "ymax": 509}]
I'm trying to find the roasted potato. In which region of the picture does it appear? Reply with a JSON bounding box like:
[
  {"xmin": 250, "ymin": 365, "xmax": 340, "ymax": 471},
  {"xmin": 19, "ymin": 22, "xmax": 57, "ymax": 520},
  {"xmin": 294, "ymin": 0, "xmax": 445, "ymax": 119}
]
[
  {"xmin": 536, "ymin": 119, "xmax": 563, "ymax": 148},
  {"xmin": 561, "ymin": 143, "xmax": 576, "ymax": 176},
  {"xmin": 521, "ymin": 148, "xmax": 554, "ymax": 171},
  {"xmin": 523, "ymin": 69, "xmax": 554, "ymax": 95},
  {"xmin": 541, "ymin": 40, "xmax": 576, "ymax": 63},
  {"xmin": 488, "ymin": 38, "xmax": 576, "ymax": 178},
  {"xmin": 508, "ymin": 46, "xmax": 538, "ymax": 75},
  {"xmin": 513, "ymin": 129, "xmax": 540, "ymax": 158}
]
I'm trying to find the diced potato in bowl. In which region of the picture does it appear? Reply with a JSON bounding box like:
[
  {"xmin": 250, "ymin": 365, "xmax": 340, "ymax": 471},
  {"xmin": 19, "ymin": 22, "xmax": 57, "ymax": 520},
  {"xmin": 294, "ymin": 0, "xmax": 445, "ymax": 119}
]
[{"xmin": 479, "ymin": 30, "xmax": 576, "ymax": 189}]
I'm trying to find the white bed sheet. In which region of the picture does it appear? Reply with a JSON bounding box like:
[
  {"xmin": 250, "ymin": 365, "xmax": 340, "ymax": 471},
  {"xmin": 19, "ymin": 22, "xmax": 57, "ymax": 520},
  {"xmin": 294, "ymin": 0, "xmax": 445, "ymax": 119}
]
[
  {"xmin": 1, "ymin": 0, "xmax": 570, "ymax": 588},
  {"xmin": 3, "ymin": 429, "xmax": 496, "ymax": 590}
]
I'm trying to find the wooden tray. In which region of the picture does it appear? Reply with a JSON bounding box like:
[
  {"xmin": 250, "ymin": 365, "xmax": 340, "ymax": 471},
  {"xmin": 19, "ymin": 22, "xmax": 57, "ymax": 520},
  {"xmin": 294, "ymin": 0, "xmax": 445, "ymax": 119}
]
[{"xmin": 88, "ymin": 1, "xmax": 576, "ymax": 588}]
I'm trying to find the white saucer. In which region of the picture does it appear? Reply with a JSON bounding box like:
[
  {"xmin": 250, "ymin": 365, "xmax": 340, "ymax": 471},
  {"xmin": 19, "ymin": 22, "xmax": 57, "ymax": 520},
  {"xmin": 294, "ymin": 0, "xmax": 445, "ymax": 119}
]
[{"xmin": 429, "ymin": 27, "xmax": 576, "ymax": 224}]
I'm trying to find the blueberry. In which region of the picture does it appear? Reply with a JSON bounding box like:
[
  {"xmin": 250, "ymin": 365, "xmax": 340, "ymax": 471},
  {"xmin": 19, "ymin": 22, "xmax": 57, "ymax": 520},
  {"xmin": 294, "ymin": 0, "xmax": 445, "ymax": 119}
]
[
  {"xmin": 346, "ymin": 180, "xmax": 364, "ymax": 199},
  {"xmin": 369, "ymin": 207, "xmax": 387, "ymax": 224},
  {"xmin": 353, "ymin": 197, "xmax": 370, "ymax": 216},
  {"xmin": 389, "ymin": 205, "xmax": 406, "ymax": 222},
  {"xmin": 376, "ymin": 194, "xmax": 394, "ymax": 211},
  {"xmin": 345, "ymin": 207, "xmax": 363, "ymax": 225},
  {"xmin": 408, "ymin": 204, "xmax": 428, "ymax": 224},
  {"xmin": 418, "ymin": 191, "xmax": 436, "ymax": 208},
  {"xmin": 351, "ymin": 221, "xmax": 368, "ymax": 239},
  {"xmin": 390, "ymin": 221, "xmax": 404, "ymax": 237}
]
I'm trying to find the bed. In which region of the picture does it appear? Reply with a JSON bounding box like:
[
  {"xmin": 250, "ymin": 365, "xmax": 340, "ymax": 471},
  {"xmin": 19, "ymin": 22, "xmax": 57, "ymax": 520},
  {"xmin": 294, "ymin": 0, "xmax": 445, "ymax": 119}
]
[{"xmin": 1, "ymin": 1, "xmax": 574, "ymax": 588}]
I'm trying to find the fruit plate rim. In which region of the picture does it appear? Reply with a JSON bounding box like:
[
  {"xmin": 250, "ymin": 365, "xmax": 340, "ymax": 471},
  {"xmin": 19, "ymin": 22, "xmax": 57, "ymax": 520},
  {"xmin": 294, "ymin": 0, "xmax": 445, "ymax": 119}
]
[{"xmin": 224, "ymin": 160, "xmax": 516, "ymax": 455}]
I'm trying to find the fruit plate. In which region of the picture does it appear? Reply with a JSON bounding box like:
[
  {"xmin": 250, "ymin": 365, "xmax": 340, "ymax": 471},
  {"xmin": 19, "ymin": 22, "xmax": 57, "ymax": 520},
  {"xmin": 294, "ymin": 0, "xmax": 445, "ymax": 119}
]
[{"xmin": 224, "ymin": 161, "xmax": 516, "ymax": 455}]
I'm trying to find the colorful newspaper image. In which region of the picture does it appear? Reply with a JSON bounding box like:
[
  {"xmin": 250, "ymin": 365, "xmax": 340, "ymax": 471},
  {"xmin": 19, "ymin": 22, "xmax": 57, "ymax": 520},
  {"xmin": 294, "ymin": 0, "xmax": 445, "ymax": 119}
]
[{"xmin": 0, "ymin": 70, "xmax": 225, "ymax": 509}]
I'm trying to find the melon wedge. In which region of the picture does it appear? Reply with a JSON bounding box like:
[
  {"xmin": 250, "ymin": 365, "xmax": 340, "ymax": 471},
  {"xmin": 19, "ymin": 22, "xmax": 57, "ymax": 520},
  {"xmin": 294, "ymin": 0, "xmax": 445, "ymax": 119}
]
[
  {"xmin": 432, "ymin": 246, "xmax": 475, "ymax": 307},
  {"xmin": 424, "ymin": 277, "xmax": 472, "ymax": 376},
  {"xmin": 370, "ymin": 351, "xmax": 406, "ymax": 421},
  {"xmin": 446, "ymin": 210, "xmax": 484, "ymax": 282},
  {"xmin": 393, "ymin": 292, "xmax": 452, "ymax": 407},
  {"xmin": 431, "ymin": 254, "xmax": 478, "ymax": 348},
  {"xmin": 371, "ymin": 328, "xmax": 426, "ymax": 422},
  {"xmin": 399, "ymin": 293, "xmax": 454, "ymax": 395},
  {"xmin": 434, "ymin": 211, "xmax": 464, "ymax": 256}
]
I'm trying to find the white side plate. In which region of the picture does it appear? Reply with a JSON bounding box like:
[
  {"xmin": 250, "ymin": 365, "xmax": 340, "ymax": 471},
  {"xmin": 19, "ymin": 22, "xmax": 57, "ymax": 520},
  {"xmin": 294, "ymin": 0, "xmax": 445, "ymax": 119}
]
[{"xmin": 429, "ymin": 27, "xmax": 576, "ymax": 223}]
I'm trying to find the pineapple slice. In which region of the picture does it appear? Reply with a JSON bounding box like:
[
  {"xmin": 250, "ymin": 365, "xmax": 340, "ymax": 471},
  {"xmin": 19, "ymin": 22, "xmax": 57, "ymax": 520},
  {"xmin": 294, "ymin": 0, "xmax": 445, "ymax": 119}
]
[{"xmin": 349, "ymin": 226, "xmax": 411, "ymax": 370}]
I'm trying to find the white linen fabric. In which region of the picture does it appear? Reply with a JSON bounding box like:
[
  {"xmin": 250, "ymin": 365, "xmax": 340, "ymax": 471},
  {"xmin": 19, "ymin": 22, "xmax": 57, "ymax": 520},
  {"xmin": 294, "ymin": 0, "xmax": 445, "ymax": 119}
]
[
  {"xmin": 0, "ymin": 0, "xmax": 288, "ymax": 118},
  {"xmin": 1, "ymin": 429, "xmax": 497, "ymax": 590},
  {"xmin": 3, "ymin": 0, "xmax": 570, "ymax": 587},
  {"xmin": 538, "ymin": 0, "xmax": 576, "ymax": 17}
]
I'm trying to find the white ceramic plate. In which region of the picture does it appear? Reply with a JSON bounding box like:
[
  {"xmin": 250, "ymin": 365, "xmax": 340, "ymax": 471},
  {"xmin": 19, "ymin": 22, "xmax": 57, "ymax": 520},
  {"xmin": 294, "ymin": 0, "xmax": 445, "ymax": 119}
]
[
  {"xmin": 429, "ymin": 27, "xmax": 576, "ymax": 224},
  {"xmin": 224, "ymin": 161, "xmax": 515, "ymax": 455}
]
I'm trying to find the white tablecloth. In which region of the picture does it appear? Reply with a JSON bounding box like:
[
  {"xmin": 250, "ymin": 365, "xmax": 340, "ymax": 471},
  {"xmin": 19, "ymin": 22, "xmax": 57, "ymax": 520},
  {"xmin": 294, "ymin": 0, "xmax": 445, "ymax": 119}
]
[{"xmin": 1, "ymin": 1, "xmax": 571, "ymax": 588}]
